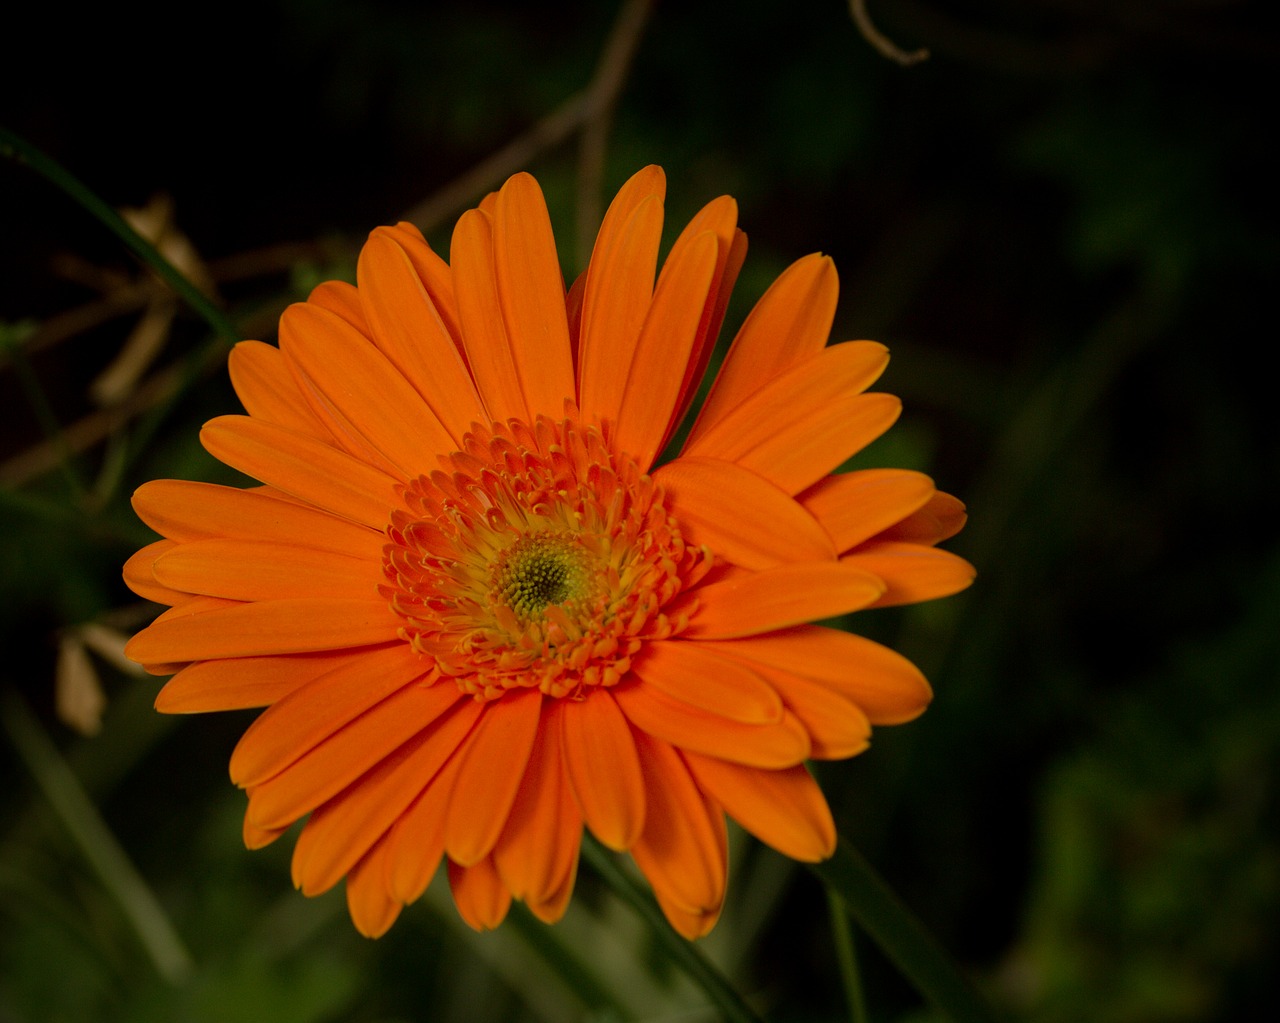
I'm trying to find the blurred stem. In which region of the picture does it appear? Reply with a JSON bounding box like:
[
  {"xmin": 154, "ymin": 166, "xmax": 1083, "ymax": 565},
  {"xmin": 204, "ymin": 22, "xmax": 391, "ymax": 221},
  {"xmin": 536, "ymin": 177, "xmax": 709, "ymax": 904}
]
[
  {"xmin": 580, "ymin": 834, "xmax": 766, "ymax": 1023},
  {"xmin": 0, "ymin": 126, "xmax": 239, "ymax": 346},
  {"xmin": 0, "ymin": 327, "xmax": 87, "ymax": 500},
  {"xmin": 507, "ymin": 902, "xmax": 633, "ymax": 1020},
  {"xmin": 808, "ymin": 839, "xmax": 1002, "ymax": 1023},
  {"xmin": 826, "ymin": 888, "xmax": 869, "ymax": 1023},
  {"xmin": 1, "ymin": 691, "xmax": 194, "ymax": 984}
]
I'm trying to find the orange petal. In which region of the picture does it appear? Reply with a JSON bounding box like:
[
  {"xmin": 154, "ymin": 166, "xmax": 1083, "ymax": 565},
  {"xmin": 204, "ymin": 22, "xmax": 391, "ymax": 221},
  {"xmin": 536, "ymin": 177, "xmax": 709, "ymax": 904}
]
[
  {"xmin": 525, "ymin": 853, "xmax": 579, "ymax": 925},
  {"xmin": 578, "ymin": 182, "xmax": 664, "ymax": 424},
  {"xmin": 444, "ymin": 688, "xmax": 542, "ymax": 866},
  {"xmin": 243, "ymin": 815, "xmax": 288, "ymax": 850},
  {"xmin": 307, "ymin": 279, "xmax": 367, "ymax": 332},
  {"xmin": 629, "ymin": 731, "xmax": 726, "ymax": 924},
  {"xmin": 126, "ymin": 597, "xmax": 399, "ymax": 665},
  {"xmin": 376, "ymin": 223, "xmax": 462, "ymax": 347},
  {"xmin": 683, "ymin": 344, "xmax": 899, "ymax": 495},
  {"xmin": 450, "ymin": 208, "xmax": 525, "ymax": 421},
  {"xmin": 690, "ymin": 253, "xmax": 837, "ymax": 443},
  {"xmin": 654, "ymin": 456, "xmax": 835, "ymax": 569},
  {"xmin": 614, "ymin": 680, "xmax": 810, "ymax": 768},
  {"xmin": 560, "ymin": 689, "xmax": 646, "ymax": 851},
  {"xmin": 492, "ymin": 698, "xmax": 583, "ymax": 904},
  {"xmin": 245, "ymin": 682, "xmax": 464, "ymax": 830},
  {"xmin": 345, "ymin": 832, "xmax": 402, "ymax": 938},
  {"xmin": 611, "ymin": 230, "xmax": 718, "ymax": 470},
  {"xmin": 800, "ymin": 469, "xmax": 937, "ymax": 554},
  {"xmin": 290, "ymin": 719, "xmax": 471, "ymax": 897},
  {"xmin": 696, "ymin": 626, "xmax": 932, "ymax": 725},
  {"xmin": 683, "ymin": 754, "xmax": 836, "ymax": 862},
  {"xmin": 385, "ymin": 737, "xmax": 472, "ymax": 903},
  {"xmin": 131, "ymin": 479, "xmax": 386, "ymax": 555},
  {"xmin": 842, "ymin": 542, "xmax": 976, "ymax": 607},
  {"xmin": 356, "ymin": 230, "xmax": 483, "ymax": 444},
  {"xmin": 448, "ymin": 855, "xmax": 512, "ymax": 931},
  {"xmin": 228, "ymin": 340, "xmax": 328, "ymax": 439},
  {"xmin": 677, "ymin": 563, "xmax": 886, "ymax": 639},
  {"xmin": 632, "ymin": 640, "xmax": 783, "ymax": 724},
  {"xmin": 201, "ymin": 416, "xmax": 400, "ymax": 530},
  {"xmin": 493, "ymin": 172, "xmax": 576, "ymax": 413},
  {"xmin": 155, "ymin": 650, "xmax": 349, "ymax": 713},
  {"xmin": 280, "ymin": 302, "xmax": 458, "ymax": 476},
  {"xmin": 124, "ymin": 539, "xmax": 188, "ymax": 605},
  {"xmin": 752, "ymin": 665, "xmax": 872, "ymax": 760},
  {"xmin": 873, "ymin": 490, "xmax": 968, "ymax": 546},
  {"xmin": 229, "ymin": 644, "xmax": 428, "ymax": 787},
  {"xmin": 152, "ymin": 539, "xmax": 379, "ymax": 602}
]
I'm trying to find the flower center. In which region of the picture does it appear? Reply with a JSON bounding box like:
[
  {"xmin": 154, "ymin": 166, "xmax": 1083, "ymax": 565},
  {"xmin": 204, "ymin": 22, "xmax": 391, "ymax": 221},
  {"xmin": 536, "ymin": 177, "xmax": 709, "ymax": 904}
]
[{"xmin": 381, "ymin": 414, "xmax": 711, "ymax": 701}]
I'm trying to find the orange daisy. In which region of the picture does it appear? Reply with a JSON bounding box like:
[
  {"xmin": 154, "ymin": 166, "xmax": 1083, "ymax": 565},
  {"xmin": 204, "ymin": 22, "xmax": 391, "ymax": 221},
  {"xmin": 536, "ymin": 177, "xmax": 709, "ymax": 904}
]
[{"xmin": 123, "ymin": 167, "xmax": 973, "ymax": 940}]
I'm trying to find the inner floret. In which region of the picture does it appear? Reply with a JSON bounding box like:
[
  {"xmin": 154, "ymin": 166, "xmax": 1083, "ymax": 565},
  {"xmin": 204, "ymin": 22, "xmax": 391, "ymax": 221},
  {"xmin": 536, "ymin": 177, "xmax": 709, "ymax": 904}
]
[{"xmin": 381, "ymin": 415, "xmax": 711, "ymax": 701}]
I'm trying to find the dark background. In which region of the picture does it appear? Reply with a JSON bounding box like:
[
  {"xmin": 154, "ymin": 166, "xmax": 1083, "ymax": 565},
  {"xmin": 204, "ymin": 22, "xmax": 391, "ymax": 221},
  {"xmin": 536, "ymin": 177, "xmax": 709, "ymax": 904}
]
[{"xmin": 2, "ymin": 2, "xmax": 1277, "ymax": 1020}]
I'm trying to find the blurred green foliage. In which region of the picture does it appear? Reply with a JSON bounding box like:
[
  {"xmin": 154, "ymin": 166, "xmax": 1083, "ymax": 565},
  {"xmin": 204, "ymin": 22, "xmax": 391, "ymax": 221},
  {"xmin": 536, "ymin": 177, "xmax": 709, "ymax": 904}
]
[{"xmin": 2, "ymin": 1, "xmax": 1276, "ymax": 1020}]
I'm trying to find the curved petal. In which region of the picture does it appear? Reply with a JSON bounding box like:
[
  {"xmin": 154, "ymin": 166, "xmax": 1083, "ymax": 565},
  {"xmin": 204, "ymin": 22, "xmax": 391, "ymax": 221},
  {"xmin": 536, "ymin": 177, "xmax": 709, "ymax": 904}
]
[
  {"xmin": 385, "ymin": 739, "xmax": 470, "ymax": 903},
  {"xmin": 632, "ymin": 640, "xmax": 783, "ymax": 724},
  {"xmin": 375, "ymin": 223, "xmax": 462, "ymax": 346},
  {"xmin": 842, "ymin": 543, "xmax": 976, "ymax": 607},
  {"xmin": 124, "ymin": 539, "xmax": 188, "ymax": 605},
  {"xmin": 753, "ymin": 666, "xmax": 872, "ymax": 760},
  {"xmin": 655, "ymin": 456, "xmax": 835, "ymax": 569},
  {"xmin": 676, "ymin": 563, "xmax": 885, "ymax": 640},
  {"xmin": 444, "ymin": 687, "xmax": 542, "ymax": 866},
  {"xmin": 690, "ymin": 252, "xmax": 838, "ymax": 443},
  {"xmin": 683, "ymin": 343, "xmax": 898, "ymax": 494},
  {"xmin": 307, "ymin": 279, "xmax": 367, "ymax": 332},
  {"xmin": 873, "ymin": 490, "xmax": 968, "ymax": 546},
  {"xmin": 493, "ymin": 172, "xmax": 576, "ymax": 413},
  {"xmin": 152, "ymin": 539, "xmax": 379, "ymax": 602},
  {"xmin": 155, "ymin": 649, "xmax": 352, "ymax": 713},
  {"xmin": 346, "ymin": 833, "xmax": 402, "ymax": 938},
  {"xmin": 201, "ymin": 416, "xmax": 400, "ymax": 530},
  {"xmin": 357, "ymin": 230, "xmax": 483, "ymax": 444},
  {"xmin": 126, "ymin": 597, "xmax": 400, "ymax": 665},
  {"xmin": 560, "ymin": 689, "xmax": 646, "ymax": 851},
  {"xmin": 800, "ymin": 469, "xmax": 936, "ymax": 554},
  {"xmin": 614, "ymin": 679, "xmax": 810, "ymax": 768},
  {"xmin": 696, "ymin": 626, "xmax": 932, "ymax": 725},
  {"xmin": 229, "ymin": 644, "xmax": 428, "ymax": 787},
  {"xmin": 448, "ymin": 855, "xmax": 512, "ymax": 931},
  {"xmin": 683, "ymin": 754, "xmax": 835, "ymax": 862},
  {"xmin": 228, "ymin": 340, "xmax": 328, "ymax": 439}
]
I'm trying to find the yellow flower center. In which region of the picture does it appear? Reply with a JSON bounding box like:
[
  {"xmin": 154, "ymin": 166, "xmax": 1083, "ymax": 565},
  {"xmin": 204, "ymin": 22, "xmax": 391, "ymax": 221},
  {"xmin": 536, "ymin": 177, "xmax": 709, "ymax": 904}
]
[{"xmin": 381, "ymin": 414, "xmax": 711, "ymax": 701}]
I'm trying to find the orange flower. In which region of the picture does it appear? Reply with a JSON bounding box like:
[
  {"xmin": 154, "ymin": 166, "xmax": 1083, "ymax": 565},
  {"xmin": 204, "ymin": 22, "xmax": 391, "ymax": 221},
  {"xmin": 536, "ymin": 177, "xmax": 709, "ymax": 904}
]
[{"xmin": 124, "ymin": 167, "xmax": 973, "ymax": 940}]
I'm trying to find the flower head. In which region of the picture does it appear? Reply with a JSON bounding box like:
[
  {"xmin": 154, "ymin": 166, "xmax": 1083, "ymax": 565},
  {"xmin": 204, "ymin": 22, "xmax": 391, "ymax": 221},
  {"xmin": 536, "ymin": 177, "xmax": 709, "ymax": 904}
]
[{"xmin": 124, "ymin": 167, "xmax": 973, "ymax": 939}]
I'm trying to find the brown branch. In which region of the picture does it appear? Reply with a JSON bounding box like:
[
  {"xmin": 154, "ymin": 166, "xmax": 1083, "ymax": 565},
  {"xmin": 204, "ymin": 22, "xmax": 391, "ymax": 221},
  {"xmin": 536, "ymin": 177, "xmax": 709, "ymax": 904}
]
[{"xmin": 849, "ymin": 0, "xmax": 929, "ymax": 66}]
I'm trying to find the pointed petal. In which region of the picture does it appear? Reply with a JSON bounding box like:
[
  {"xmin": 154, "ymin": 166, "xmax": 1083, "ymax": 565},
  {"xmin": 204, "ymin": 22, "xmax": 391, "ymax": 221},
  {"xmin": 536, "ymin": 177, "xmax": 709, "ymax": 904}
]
[
  {"xmin": 345, "ymin": 832, "xmax": 402, "ymax": 938},
  {"xmin": 683, "ymin": 343, "xmax": 899, "ymax": 494},
  {"xmin": 357, "ymin": 230, "xmax": 483, "ymax": 444},
  {"xmin": 842, "ymin": 543, "xmax": 976, "ymax": 607},
  {"xmin": 492, "ymin": 698, "xmax": 582, "ymax": 904},
  {"xmin": 444, "ymin": 688, "xmax": 542, "ymax": 866},
  {"xmin": 561, "ymin": 689, "xmax": 646, "ymax": 851},
  {"xmin": 229, "ymin": 644, "xmax": 428, "ymax": 787},
  {"xmin": 613, "ymin": 679, "xmax": 810, "ymax": 768},
  {"xmin": 633, "ymin": 640, "xmax": 783, "ymax": 724},
  {"xmin": 676, "ymin": 563, "xmax": 886, "ymax": 639},
  {"xmin": 450, "ymin": 209, "xmax": 526, "ymax": 421},
  {"xmin": 201, "ymin": 416, "xmax": 400, "ymax": 530},
  {"xmin": 155, "ymin": 650, "xmax": 348, "ymax": 713},
  {"xmin": 280, "ymin": 302, "xmax": 458, "ymax": 476},
  {"xmin": 800, "ymin": 469, "xmax": 936, "ymax": 553},
  {"xmin": 683, "ymin": 754, "xmax": 836, "ymax": 862},
  {"xmin": 690, "ymin": 253, "xmax": 837, "ymax": 443},
  {"xmin": 696, "ymin": 626, "xmax": 932, "ymax": 725},
  {"xmin": 611, "ymin": 230, "xmax": 718, "ymax": 470},
  {"xmin": 126, "ymin": 597, "xmax": 399, "ymax": 665},
  {"xmin": 448, "ymin": 855, "xmax": 512, "ymax": 931},
  {"xmin": 493, "ymin": 172, "xmax": 575, "ymax": 412},
  {"xmin": 245, "ymin": 682, "xmax": 464, "ymax": 830},
  {"xmin": 228, "ymin": 340, "xmax": 328, "ymax": 438},
  {"xmin": 131, "ymin": 479, "xmax": 385, "ymax": 555},
  {"xmin": 655, "ymin": 457, "xmax": 836, "ymax": 569},
  {"xmin": 629, "ymin": 731, "xmax": 726, "ymax": 924},
  {"xmin": 152, "ymin": 539, "xmax": 379, "ymax": 602},
  {"xmin": 578, "ymin": 186, "xmax": 664, "ymax": 423}
]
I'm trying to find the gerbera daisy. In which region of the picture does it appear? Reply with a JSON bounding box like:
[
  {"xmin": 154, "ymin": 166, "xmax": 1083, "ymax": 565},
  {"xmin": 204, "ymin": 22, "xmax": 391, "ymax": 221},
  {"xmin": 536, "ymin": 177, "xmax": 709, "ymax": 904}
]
[{"xmin": 123, "ymin": 167, "xmax": 973, "ymax": 940}]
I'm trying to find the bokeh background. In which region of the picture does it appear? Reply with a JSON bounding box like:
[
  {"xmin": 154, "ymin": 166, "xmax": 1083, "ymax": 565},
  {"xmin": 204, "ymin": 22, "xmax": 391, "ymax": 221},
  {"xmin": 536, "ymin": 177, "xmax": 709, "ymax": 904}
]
[{"xmin": 2, "ymin": 1, "xmax": 1276, "ymax": 1020}]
